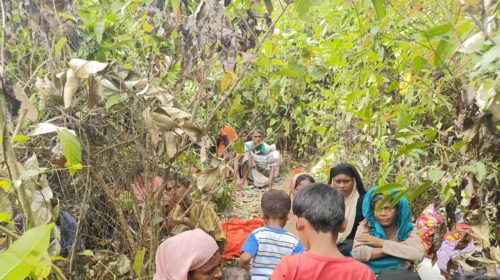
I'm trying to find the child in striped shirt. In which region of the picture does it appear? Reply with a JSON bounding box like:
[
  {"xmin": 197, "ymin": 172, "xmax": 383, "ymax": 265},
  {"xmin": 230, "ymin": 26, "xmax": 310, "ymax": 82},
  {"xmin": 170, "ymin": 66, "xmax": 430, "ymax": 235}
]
[{"xmin": 239, "ymin": 190, "xmax": 304, "ymax": 280}]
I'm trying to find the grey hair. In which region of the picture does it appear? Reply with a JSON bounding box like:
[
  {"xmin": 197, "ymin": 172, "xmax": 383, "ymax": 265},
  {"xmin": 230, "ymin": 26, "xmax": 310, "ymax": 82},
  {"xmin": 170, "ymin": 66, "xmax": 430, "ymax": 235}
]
[
  {"xmin": 222, "ymin": 267, "xmax": 251, "ymax": 280},
  {"xmin": 252, "ymin": 127, "xmax": 266, "ymax": 136},
  {"xmin": 293, "ymin": 183, "xmax": 345, "ymax": 233}
]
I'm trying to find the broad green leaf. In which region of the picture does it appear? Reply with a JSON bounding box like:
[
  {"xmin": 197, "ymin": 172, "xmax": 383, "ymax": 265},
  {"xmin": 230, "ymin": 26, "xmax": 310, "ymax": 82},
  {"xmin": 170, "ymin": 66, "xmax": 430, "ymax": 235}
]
[
  {"xmin": 105, "ymin": 95, "xmax": 122, "ymax": 110},
  {"xmin": 0, "ymin": 223, "xmax": 54, "ymax": 280},
  {"xmin": 233, "ymin": 139, "xmax": 245, "ymax": 155},
  {"xmin": 422, "ymin": 129, "xmax": 438, "ymax": 141},
  {"xmin": 412, "ymin": 56, "xmax": 427, "ymax": 74},
  {"xmin": 452, "ymin": 140, "xmax": 468, "ymax": 151},
  {"xmin": 94, "ymin": 21, "xmax": 105, "ymax": 44},
  {"xmin": 54, "ymin": 37, "xmax": 68, "ymax": 56},
  {"xmin": 395, "ymin": 142, "xmax": 427, "ymax": 158},
  {"xmin": 428, "ymin": 168, "xmax": 446, "ymax": 182},
  {"xmin": 171, "ymin": 0, "xmax": 181, "ymax": 11},
  {"xmin": 295, "ymin": 0, "xmax": 323, "ymax": 20},
  {"xmin": 371, "ymin": 0, "xmax": 386, "ymax": 19},
  {"xmin": 374, "ymin": 183, "xmax": 403, "ymax": 194},
  {"xmin": 424, "ymin": 24, "xmax": 452, "ymax": 38},
  {"xmin": 58, "ymin": 12, "xmax": 77, "ymax": 22},
  {"xmin": 133, "ymin": 248, "xmax": 146, "ymax": 277},
  {"xmin": 56, "ymin": 128, "xmax": 82, "ymax": 175},
  {"xmin": 433, "ymin": 39, "xmax": 454, "ymax": 66},
  {"xmin": 408, "ymin": 181, "xmax": 432, "ymax": 201}
]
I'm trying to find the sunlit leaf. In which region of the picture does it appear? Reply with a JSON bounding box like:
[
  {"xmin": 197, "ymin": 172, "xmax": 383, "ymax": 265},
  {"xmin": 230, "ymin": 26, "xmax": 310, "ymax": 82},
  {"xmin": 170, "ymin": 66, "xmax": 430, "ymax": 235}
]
[
  {"xmin": 0, "ymin": 223, "xmax": 54, "ymax": 280},
  {"xmin": 57, "ymin": 128, "xmax": 82, "ymax": 175},
  {"xmin": 428, "ymin": 168, "xmax": 446, "ymax": 182},
  {"xmin": 371, "ymin": 0, "xmax": 386, "ymax": 19},
  {"xmin": 133, "ymin": 248, "xmax": 146, "ymax": 277}
]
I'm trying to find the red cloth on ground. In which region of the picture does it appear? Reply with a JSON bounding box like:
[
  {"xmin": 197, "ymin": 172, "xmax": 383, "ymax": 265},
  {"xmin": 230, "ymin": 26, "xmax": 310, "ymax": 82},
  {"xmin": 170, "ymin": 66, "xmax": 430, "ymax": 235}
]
[
  {"xmin": 221, "ymin": 218, "xmax": 264, "ymax": 260},
  {"xmin": 271, "ymin": 252, "xmax": 376, "ymax": 280}
]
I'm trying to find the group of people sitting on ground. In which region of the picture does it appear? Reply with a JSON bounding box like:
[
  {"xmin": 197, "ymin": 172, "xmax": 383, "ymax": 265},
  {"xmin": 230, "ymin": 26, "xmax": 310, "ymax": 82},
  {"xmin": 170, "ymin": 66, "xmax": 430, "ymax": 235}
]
[
  {"xmin": 153, "ymin": 161, "xmax": 499, "ymax": 280},
  {"xmin": 213, "ymin": 125, "xmax": 282, "ymax": 190}
]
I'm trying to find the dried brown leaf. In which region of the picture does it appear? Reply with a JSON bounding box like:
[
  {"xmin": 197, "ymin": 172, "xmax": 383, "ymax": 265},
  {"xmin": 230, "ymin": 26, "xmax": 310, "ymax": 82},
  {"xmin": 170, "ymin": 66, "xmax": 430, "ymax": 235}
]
[
  {"xmin": 69, "ymin": 59, "xmax": 107, "ymax": 79},
  {"xmin": 164, "ymin": 131, "xmax": 178, "ymax": 159},
  {"xmin": 151, "ymin": 109, "xmax": 178, "ymax": 131},
  {"xmin": 63, "ymin": 69, "xmax": 79, "ymax": 109},
  {"xmin": 164, "ymin": 107, "xmax": 191, "ymax": 120},
  {"xmin": 88, "ymin": 75, "xmax": 101, "ymax": 109},
  {"xmin": 13, "ymin": 83, "xmax": 38, "ymax": 121},
  {"xmin": 180, "ymin": 121, "xmax": 203, "ymax": 143}
]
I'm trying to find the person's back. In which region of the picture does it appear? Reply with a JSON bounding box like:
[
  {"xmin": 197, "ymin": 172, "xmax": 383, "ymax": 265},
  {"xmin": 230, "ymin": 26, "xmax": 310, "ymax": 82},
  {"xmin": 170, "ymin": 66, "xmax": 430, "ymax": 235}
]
[
  {"xmin": 273, "ymin": 252, "xmax": 375, "ymax": 279},
  {"xmin": 271, "ymin": 183, "xmax": 375, "ymax": 280},
  {"xmin": 239, "ymin": 190, "xmax": 303, "ymax": 280}
]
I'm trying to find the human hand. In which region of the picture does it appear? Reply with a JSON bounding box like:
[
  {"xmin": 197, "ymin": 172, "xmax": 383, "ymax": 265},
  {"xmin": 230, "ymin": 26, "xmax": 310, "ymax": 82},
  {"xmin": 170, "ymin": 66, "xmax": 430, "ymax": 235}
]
[{"xmin": 356, "ymin": 234, "xmax": 384, "ymax": 247}]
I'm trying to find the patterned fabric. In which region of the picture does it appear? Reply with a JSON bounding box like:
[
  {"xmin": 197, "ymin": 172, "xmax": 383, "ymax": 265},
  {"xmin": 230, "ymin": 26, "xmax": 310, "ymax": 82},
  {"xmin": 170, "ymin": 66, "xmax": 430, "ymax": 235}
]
[
  {"xmin": 171, "ymin": 201, "xmax": 226, "ymax": 242},
  {"xmin": 242, "ymin": 226, "xmax": 303, "ymax": 280},
  {"xmin": 416, "ymin": 203, "xmax": 447, "ymax": 255}
]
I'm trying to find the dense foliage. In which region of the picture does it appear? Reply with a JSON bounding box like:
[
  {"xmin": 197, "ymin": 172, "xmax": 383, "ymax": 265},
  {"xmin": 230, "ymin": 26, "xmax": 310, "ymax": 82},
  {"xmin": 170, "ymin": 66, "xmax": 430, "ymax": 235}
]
[{"xmin": 0, "ymin": 0, "xmax": 498, "ymax": 278}]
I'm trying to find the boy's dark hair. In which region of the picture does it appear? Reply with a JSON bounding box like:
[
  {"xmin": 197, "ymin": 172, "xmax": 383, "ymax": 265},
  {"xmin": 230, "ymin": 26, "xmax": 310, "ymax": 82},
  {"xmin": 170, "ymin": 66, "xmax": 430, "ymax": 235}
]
[
  {"xmin": 222, "ymin": 266, "xmax": 251, "ymax": 280},
  {"xmin": 293, "ymin": 183, "xmax": 345, "ymax": 233},
  {"xmin": 261, "ymin": 190, "xmax": 291, "ymax": 220}
]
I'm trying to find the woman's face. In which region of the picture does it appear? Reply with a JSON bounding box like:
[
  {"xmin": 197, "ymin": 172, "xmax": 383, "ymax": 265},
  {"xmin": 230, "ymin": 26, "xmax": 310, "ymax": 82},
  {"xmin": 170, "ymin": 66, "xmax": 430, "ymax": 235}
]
[
  {"xmin": 188, "ymin": 252, "xmax": 222, "ymax": 280},
  {"xmin": 374, "ymin": 201, "xmax": 397, "ymax": 227},
  {"xmin": 295, "ymin": 179, "xmax": 313, "ymax": 192},
  {"xmin": 331, "ymin": 174, "xmax": 355, "ymax": 197}
]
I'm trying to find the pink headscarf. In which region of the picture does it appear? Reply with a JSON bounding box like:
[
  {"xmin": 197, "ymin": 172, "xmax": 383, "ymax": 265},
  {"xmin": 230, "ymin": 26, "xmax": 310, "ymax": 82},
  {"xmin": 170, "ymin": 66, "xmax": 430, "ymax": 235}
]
[{"xmin": 154, "ymin": 229, "xmax": 219, "ymax": 280}]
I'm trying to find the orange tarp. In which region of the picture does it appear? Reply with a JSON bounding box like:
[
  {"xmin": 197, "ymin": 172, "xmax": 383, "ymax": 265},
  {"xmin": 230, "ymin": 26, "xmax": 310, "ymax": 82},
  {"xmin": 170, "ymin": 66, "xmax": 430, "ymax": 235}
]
[{"xmin": 221, "ymin": 218, "xmax": 264, "ymax": 260}]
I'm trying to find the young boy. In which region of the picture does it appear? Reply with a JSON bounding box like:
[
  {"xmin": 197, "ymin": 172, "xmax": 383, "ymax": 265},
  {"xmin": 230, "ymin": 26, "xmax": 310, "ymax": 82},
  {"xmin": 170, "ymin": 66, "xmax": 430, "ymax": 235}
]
[
  {"xmin": 222, "ymin": 266, "xmax": 251, "ymax": 280},
  {"xmin": 239, "ymin": 190, "xmax": 304, "ymax": 280},
  {"xmin": 271, "ymin": 183, "xmax": 376, "ymax": 280}
]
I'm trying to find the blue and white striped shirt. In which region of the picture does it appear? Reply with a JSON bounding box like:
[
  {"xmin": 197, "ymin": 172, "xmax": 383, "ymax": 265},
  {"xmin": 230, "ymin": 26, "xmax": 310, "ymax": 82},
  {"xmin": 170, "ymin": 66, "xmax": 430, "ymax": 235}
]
[{"xmin": 242, "ymin": 226, "xmax": 304, "ymax": 280}]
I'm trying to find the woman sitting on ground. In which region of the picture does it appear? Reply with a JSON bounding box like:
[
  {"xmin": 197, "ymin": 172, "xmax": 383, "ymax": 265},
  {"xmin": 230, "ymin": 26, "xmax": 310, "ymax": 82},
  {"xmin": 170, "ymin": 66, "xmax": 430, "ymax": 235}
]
[
  {"xmin": 328, "ymin": 163, "xmax": 367, "ymax": 256},
  {"xmin": 284, "ymin": 171, "xmax": 315, "ymax": 236},
  {"xmin": 352, "ymin": 187, "xmax": 424, "ymax": 273},
  {"xmin": 237, "ymin": 128, "xmax": 281, "ymax": 189},
  {"xmin": 154, "ymin": 229, "xmax": 223, "ymax": 280}
]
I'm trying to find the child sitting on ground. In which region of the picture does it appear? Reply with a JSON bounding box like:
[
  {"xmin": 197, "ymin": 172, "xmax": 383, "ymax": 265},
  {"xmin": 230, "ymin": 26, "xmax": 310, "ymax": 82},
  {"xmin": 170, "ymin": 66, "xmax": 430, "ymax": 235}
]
[
  {"xmin": 271, "ymin": 183, "xmax": 376, "ymax": 280},
  {"xmin": 222, "ymin": 266, "xmax": 251, "ymax": 280},
  {"xmin": 239, "ymin": 190, "xmax": 303, "ymax": 279}
]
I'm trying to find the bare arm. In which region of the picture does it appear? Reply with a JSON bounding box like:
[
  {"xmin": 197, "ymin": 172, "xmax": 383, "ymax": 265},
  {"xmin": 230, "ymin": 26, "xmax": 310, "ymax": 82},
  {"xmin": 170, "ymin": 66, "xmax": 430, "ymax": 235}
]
[{"xmin": 238, "ymin": 252, "xmax": 253, "ymax": 271}]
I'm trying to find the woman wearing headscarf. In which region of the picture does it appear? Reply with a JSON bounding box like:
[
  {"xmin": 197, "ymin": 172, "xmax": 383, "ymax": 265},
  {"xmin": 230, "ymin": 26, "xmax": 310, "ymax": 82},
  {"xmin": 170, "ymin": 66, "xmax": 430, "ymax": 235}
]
[
  {"xmin": 284, "ymin": 170, "xmax": 315, "ymax": 236},
  {"xmin": 351, "ymin": 188, "xmax": 424, "ymax": 274},
  {"xmin": 155, "ymin": 229, "xmax": 223, "ymax": 280},
  {"xmin": 328, "ymin": 163, "xmax": 367, "ymax": 256}
]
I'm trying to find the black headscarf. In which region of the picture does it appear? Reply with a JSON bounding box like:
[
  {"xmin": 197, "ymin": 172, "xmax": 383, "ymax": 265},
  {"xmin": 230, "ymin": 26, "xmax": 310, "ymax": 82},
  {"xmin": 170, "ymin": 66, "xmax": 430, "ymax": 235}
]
[{"xmin": 328, "ymin": 163, "xmax": 366, "ymax": 195}]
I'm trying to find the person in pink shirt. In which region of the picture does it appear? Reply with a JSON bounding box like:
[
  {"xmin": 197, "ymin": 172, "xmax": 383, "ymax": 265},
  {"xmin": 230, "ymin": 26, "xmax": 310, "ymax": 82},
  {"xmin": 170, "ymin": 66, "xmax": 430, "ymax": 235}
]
[{"xmin": 271, "ymin": 183, "xmax": 376, "ymax": 280}]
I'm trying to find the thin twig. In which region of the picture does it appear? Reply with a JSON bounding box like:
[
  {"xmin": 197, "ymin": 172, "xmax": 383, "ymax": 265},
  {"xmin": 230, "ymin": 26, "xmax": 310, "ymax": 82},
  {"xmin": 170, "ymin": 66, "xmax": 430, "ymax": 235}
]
[{"xmin": 0, "ymin": 0, "xmax": 5, "ymax": 76}]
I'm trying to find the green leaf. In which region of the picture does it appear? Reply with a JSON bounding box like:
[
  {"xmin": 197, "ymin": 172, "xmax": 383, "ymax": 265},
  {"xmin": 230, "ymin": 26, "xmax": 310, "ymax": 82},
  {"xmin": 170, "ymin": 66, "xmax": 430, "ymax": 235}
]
[
  {"xmin": 295, "ymin": 0, "xmax": 323, "ymax": 20},
  {"xmin": 460, "ymin": 161, "xmax": 487, "ymax": 182},
  {"xmin": 0, "ymin": 179, "xmax": 11, "ymax": 191},
  {"xmin": 56, "ymin": 129, "xmax": 82, "ymax": 175},
  {"xmin": 0, "ymin": 212, "xmax": 12, "ymax": 222},
  {"xmin": 133, "ymin": 248, "xmax": 146, "ymax": 277},
  {"xmin": 374, "ymin": 183, "xmax": 403, "ymax": 194},
  {"xmin": 428, "ymin": 168, "xmax": 446, "ymax": 182},
  {"xmin": 452, "ymin": 140, "xmax": 468, "ymax": 151},
  {"xmin": 372, "ymin": 0, "xmax": 386, "ymax": 19},
  {"xmin": 54, "ymin": 37, "xmax": 68, "ymax": 57},
  {"xmin": 233, "ymin": 139, "xmax": 245, "ymax": 155},
  {"xmin": 422, "ymin": 129, "xmax": 437, "ymax": 141},
  {"xmin": 12, "ymin": 135, "xmax": 30, "ymax": 144},
  {"xmin": 94, "ymin": 21, "xmax": 105, "ymax": 44},
  {"xmin": 424, "ymin": 24, "xmax": 452, "ymax": 38},
  {"xmin": 433, "ymin": 39, "xmax": 454, "ymax": 66},
  {"xmin": 412, "ymin": 56, "xmax": 427, "ymax": 74},
  {"xmin": 171, "ymin": 0, "xmax": 181, "ymax": 11},
  {"xmin": 0, "ymin": 223, "xmax": 54, "ymax": 280},
  {"xmin": 395, "ymin": 142, "xmax": 427, "ymax": 158},
  {"xmin": 105, "ymin": 95, "xmax": 122, "ymax": 110},
  {"xmin": 408, "ymin": 181, "xmax": 432, "ymax": 201},
  {"xmin": 58, "ymin": 12, "xmax": 77, "ymax": 22},
  {"xmin": 78, "ymin": 249, "xmax": 94, "ymax": 257}
]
